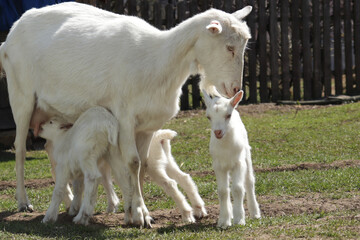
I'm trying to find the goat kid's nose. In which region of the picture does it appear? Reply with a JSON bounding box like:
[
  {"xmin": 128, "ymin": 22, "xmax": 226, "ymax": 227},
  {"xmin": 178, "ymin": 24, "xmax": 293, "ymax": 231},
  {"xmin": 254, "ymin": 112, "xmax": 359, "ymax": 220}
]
[{"xmin": 214, "ymin": 130, "xmax": 223, "ymax": 139}]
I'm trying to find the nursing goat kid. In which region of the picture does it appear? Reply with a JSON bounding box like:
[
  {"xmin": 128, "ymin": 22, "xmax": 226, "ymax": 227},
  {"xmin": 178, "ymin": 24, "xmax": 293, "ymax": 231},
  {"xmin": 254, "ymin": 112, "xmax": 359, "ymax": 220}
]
[
  {"xmin": 203, "ymin": 90, "xmax": 261, "ymax": 228},
  {"xmin": 0, "ymin": 2, "xmax": 252, "ymax": 227},
  {"xmin": 38, "ymin": 107, "xmax": 127, "ymax": 225},
  {"xmin": 144, "ymin": 129, "xmax": 207, "ymax": 223}
]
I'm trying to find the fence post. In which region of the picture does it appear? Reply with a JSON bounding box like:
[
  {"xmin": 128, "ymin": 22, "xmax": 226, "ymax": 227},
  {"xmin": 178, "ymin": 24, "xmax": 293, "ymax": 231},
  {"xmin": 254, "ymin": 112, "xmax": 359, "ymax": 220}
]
[
  {"xmin": 140, "ymin": 0, "xmax": 150, "ymax": 22},
  {"xmin": 334, "ymin": 0, "xmax": 343, "ymax": 95},
  {"xmin": 344, "ymin": 0, "xmax": 354, "ymax": 95},
  {"xmin": 302, "ymin": 0, "xmax": 312, "ymax": 100},
  {"xmin": 281, "ymin": 0, "xmax": 290, "ymax": 100},
  {"xmin": 153, "ymin": 1, "xmax": 162, "ymax": 29},
  {"xmin": 247, "ymin": 0, "xmax": 257, "ymax": 103},
  {"xmin": 312, "ymin": 0, "xmax": 322, "ymax": 99},
  {"xmin": 128, "ymin": 0, "xmax": 138, "ymax": 16},
  {"xmin": 291, "ymin": 0, "xmax": 301, "ymax": 100},
  {"xmin": 323, "ymin": 0, "xmax": 332, "ymax": 97},
  {"xmin": 269, "ymin": 0, "xmax": 279, "ymax": 102},
  {"xmin": 258, "ymin": 0, "xmax": 268, "ymax": 102}
]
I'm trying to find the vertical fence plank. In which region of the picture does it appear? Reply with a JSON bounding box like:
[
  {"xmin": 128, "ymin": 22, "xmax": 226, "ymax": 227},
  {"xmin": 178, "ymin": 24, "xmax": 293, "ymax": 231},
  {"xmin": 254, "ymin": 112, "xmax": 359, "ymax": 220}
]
[
  {"xmin": 258, "ymin": 0, "xmax": 268, "ymax": 102},
  {"xmin": 247, "ymin": 0, "xmax": 257, "ymax": 103},
  {"xmin": 302, "ymin": 0, "xmax": 312, "ymax": 100},
  {"xmin": 213, "ymin": 0, "xmax": 222, "ymax": 10},
  {"xmin": 114, "ymin": 0, "xmax": 124, "ymax": 14},
  {"xmin": 312, "ymin": 0, "xmax": 322, "ymax": 99},
  {"xmin": 333, "ymin": 0, "xmax": 343, "ymax": 95},
  {"xmin": 140, "ymin": 0, "xmax": 150, "ymax": 22},
  {"xmin": 281, "ymin": 0, "xmax": 290, "ymax": 100},
  {"xmin": 165, "ymin": 4, "xmax": 174, "ymax": 29},
  {"xmin": 223, "ymin": 0, "xmax": 233, "ymax": 13},
  {"xmin": 269, "ymin": 0, "xmax": 279, "ymax": 101},
  {"xmin": 128, "ymin": 0, "xmax": 138, "ymax": 16},
  {"xmin": 191, "ymin": 76, "xmax": 201, "ymax": 109},
  {"xmin": 235, "ymin": 0, "xmax": 243, "ymax": 10},
  {"xmin": 291, "ymin": 0, "xmax": 301, "ymax": 100},
  {"xmin": 344, "ymin": 0, "xmax": 353, "ymax": 95},
  {"xmin": 153, "ymin": 1, "xmax": 162, "ymax": 29},
  {"xmin": 323, "ymin": 0, "xmax": 331, "ymax": 97},
  {"xmin": 189, "ymin": 0, "xmax": 199, "ymax": 17},
  {"xmin": 355, "ymin": 0, "xmax": 360, "ymax": 94}
]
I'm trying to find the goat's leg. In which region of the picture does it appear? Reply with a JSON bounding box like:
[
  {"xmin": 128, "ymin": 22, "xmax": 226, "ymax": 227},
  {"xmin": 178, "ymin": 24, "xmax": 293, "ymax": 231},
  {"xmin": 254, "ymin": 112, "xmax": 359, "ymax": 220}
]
[
  {"xmin": 69, "ymin": 177, "xmax": 84, "ymax": 216},
  {"xmin": 73, "ymin": 172, "xmax": 100, "ymax": 225},
  {"xmin": 230, "ymin": 159, "xmax": 246, "ymax": 226},
  {"xmin": 166, "ymin": 159, "xmax": 207, "ymax": 219},
  {"xmin": 98, "ymin": 160, "xmax": 119, "ymax": 213},
  {"xmin": 42, "ymin": 163, "xmax": 70, "ymax": 223},
  {"xmin": 244, "ymin": 149, "xmax": 261, "ymax": 219},
  {"xmin": 7, "ymin": 85, "xmax": 35, "ymax": 212},
  {"xmin": 148, "ymin": 168, "xmax": 195, "ymax": 223},
  {"xmin": 214, "ymin": 167, "xmax": 232, "ymax": 228},
  {"xmin": 44, "ymin": 140, "xmax": 73, "ymax": 210}
]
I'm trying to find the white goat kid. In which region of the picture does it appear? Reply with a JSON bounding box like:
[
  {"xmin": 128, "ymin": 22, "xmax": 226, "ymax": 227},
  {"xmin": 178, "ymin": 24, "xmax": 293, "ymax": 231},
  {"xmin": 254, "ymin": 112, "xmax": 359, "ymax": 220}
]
[
  {"xmin": 0, "ymin": 2, "xmax": 252, "ymax": 227},
  {"xmin": 203, "ymin": 90, "xmax": 261, "ymax": 228},
  {"xmin": 39, "ymin": 107, "xmax": 123, "ymax": 225},
  {"xmin": 144, "ymin": 129, "xmax": 207, "ymax": 223}
]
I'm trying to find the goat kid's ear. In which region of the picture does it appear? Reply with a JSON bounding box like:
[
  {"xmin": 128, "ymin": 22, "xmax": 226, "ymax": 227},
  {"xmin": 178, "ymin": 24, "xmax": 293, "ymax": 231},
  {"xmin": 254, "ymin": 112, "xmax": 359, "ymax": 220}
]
[
  {"xmin": 230, "ymin": 90, "xmax": 244, "ymax": 108},
  {"xmin": 233, "ymin": 6, "xmax": 252, "ymax": 20},
  {"xmin": 206, "ymin": 20, "xmax": 222, "ymax": 35},
  {"xmin": 202, "ymin": 90, "xmax": 213, "ymax": 107}
]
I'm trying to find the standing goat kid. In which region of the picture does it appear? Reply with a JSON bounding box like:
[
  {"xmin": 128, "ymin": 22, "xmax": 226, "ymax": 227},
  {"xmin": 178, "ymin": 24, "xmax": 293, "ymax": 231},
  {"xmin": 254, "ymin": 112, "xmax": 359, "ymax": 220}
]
[
  {"xmin": 203, "ymin": 90, "xmax": 261, "ymax": 228},
  {"xmin": 38, "ymin": 107, "xmax": 127, "ymax": 225}
]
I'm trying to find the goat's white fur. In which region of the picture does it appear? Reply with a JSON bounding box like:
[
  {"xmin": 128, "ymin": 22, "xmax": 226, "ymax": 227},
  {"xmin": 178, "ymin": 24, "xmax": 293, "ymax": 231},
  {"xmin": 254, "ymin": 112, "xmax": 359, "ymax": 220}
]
[
  {"xmin": 144, "ymin": 129, "xmax": 207, "ymax": 223},
  {"xmin": 0, "ymin": 2, "xmax": 252, "ymax": 227},
  {"xmin": 39, "ymin": 107, "xmax": 125, "ymax": 225},
  {"xmin": 203, "ymin": 90, "xmax": 261, "ymax": 228}
]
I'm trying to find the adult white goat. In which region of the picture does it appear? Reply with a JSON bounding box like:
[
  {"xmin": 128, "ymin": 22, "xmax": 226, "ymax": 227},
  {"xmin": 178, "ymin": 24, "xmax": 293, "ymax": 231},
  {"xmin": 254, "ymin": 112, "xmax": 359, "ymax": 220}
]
[
  {"xmin": 0, "ymin": 2, "xmax": 252, "ymax": 227},
  {"xmin": 144, "ymin": 129, "xmax": 207, "ymax": 223},
  {"xmin": 38, "ymin": 107, "xmax": 128, "ymax": 225},
  {"xmin": 203, "ymin": 90, "xmax": 261, "ymax": 228}
]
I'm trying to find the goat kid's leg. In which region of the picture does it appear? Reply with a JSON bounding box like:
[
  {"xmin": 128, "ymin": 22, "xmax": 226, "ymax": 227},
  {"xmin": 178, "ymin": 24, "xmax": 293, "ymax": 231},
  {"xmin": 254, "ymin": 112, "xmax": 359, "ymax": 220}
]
[
  {"xmin": 99, "ymin": 160, "xmax": 119, "ymax": 213},
  {"xmin": 73, "ymin": 172, "xmax": 100, "ymax": 226},
  {"xmin": 231, "ymin": 160, "xmax": 246, "ymax": 226},
  {"xmin": 167, "ymin": 160, "xmax": 207, "ymax": 219},
  {"xmin": 244, "ymin": 150, "xmax": 261, "ymax": 219},
  {"xmin": 214, "ymin": 167, "xmax": 232, "ymax": 228},
  {"xmin": 149, "ymin": 168, "xmax": 195, "ymax": 223},
  {"xmin": 42, "ymin": 164, "xmax": 69, "ymax": 223},
  {"xmin": 45, "ymin": 140, "xmax": 73, "ymax": 210},
  {"xmin": 69, "ymin": 177, "xmax": 84, "ymax": 216}
]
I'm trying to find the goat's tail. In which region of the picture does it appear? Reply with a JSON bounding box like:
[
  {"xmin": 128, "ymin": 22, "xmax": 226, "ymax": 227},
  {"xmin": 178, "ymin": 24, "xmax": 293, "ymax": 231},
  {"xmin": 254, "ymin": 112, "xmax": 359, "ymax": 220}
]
[
  {"xmin": 245, "ymin": 146, "xmax": 255, "ymax": 180},
  {"xmin": 106, "ymin": 120, "xmax": 119, "ymax": 147},
  {"xmin": 153, "ymin": 129, "xmax": 177, "ymax": 157}
]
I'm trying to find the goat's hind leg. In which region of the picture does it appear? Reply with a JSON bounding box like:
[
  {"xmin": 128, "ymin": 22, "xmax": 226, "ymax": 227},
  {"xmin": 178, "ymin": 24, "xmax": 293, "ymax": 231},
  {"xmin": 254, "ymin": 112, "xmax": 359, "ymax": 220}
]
[
  {"xmin": 244, "ymin": 149, "xmax": 261, "ymax": 219},
  {"xmin": 99, "ymin": 160, "xmax": 119, "ymax": 213},
  {"xmin": 167, "ymin": 159, "xmax": 207, "ymax": 219},
  {"xmin": 231, "ymin": 160, "xmax": 246, "ymax": 226}
]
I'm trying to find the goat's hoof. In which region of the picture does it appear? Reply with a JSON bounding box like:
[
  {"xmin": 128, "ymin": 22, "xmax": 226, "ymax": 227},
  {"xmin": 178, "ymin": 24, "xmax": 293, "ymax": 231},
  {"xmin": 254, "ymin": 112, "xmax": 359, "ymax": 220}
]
[
  {"xmin": 182, "ymin": 210, "xmax": 196, "ymax": 223},
  {"xmin": 217, "ymin": 218, "xmax": 231, "ymax": 228},
  {"xmin": 144, "ymin": 216, "xmax": 153, "ymax": 228},
  {"xmin": 193, "ymin": 206, "xmax": 208, "ymax": 219},
  {"xmin": 19, "ymin": 204, "xmax": 34, "ymax": 212},
  {"xmin": 73, "ymin": 214, "xmax": 90, "ymax": 226},
  {"xmin": 233, "ymin": 219, "xmax": 246, "ymax": 226},
  {"xmin": 42, "ymin": 214, "xmax": 56, "ymax": 224},
  {"xmin": 132, "ymin": 207, "xmax": 144, "ymax": 227}
]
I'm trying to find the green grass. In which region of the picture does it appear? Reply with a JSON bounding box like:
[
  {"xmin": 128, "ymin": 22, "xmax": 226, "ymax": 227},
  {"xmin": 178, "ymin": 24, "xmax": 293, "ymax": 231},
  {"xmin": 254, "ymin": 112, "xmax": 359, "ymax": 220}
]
[{"xmin": 0, "ymin": 102, "xmax": 360, "ymax": 239}]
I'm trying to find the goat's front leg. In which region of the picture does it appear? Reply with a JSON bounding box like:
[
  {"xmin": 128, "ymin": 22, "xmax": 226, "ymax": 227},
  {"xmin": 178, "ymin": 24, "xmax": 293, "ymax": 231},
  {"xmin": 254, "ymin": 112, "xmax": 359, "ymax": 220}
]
[
  {"xmin": 231, "ymin": 159, "xmax": 246, "ymax": 226},
  {"xmin": 115, "ymin": 120, "xmax": 151, "ymax": 228},
  {"xmin": 214, "ymin": 166, "xmax": 232, "ymax": 228}
]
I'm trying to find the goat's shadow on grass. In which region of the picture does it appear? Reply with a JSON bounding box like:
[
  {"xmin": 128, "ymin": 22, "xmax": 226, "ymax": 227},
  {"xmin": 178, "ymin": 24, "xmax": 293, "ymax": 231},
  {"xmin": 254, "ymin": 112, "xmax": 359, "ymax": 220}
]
[{"xmin": 157, "ymin": 222, "xmax": 217, "ymax": 234}]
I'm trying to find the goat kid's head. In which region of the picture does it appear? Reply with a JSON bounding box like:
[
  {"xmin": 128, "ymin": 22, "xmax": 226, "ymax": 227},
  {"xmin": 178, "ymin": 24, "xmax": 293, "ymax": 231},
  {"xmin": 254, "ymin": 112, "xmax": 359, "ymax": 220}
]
[
  {"xmin": 203, "ymin": 90, "xmax": 243, "ymax": 139},
  {"xmin": 195, "ymin": 6, "xmax": 252, "ymax": 98},
  {"xmin": 38, "ymin": 117, "xmax": 72, "ymax": 140}
]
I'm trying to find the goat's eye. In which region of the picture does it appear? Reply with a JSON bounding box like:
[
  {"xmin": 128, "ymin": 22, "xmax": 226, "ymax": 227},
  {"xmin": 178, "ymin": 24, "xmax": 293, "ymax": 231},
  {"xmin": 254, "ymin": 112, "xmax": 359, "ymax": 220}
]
[
  {"xmin": 49, "ymin": 121, "xmax": 53, "ymax": 124},
  {"xmin": 227, "ymin": 45, "xmax": 235, "ymax": 57},
  {"xmin": 207, "ymin": 116, "xmax": 211, "ymax": 121},
  {"xmin": 225, "ymin": 114, "xmax": 231, "ymax": 120}
]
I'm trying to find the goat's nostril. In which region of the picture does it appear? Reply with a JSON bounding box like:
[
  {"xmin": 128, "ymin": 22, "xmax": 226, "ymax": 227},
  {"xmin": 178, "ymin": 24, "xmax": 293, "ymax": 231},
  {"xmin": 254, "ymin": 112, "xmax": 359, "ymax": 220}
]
[{"xmin": 233, "ymin": 87, "xmax": 240, "ymax": 94}]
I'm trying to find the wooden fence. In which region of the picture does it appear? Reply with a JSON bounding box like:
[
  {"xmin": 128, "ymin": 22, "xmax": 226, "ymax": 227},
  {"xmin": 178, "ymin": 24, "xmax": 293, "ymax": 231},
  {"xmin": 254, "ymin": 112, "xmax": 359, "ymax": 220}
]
[
  {"xmin": 2, "ymin": 0, "xmax": 360, "ymax": 110},
  {"xmin": 93, "ymin": 0, "xmax": 360, "ymax": 109}
]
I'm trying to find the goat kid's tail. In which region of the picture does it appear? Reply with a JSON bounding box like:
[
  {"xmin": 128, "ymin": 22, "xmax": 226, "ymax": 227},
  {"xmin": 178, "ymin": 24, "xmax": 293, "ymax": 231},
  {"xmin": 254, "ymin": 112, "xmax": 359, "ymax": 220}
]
[
  {"xmin": 245, "ymin": 146, "xmax": 256, "ymax": 179},
  {"xmin": 153, "ymin": 129, "xmax": 177, "ymax": 157}
]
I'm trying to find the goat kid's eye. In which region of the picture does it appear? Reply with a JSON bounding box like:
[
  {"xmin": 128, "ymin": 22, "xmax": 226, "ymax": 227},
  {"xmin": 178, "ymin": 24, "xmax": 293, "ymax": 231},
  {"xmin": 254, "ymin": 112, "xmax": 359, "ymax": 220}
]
[
  {"xmin": 227, "ymin": 45, "xmax": 235, "ymax": 57},
  {"xmin": 207, "ymin": 116, "xmax": 211, "ymax": 121},
  {"xmin": 225, "ymin": 114, "xmax": 231, "ymax": 120}
]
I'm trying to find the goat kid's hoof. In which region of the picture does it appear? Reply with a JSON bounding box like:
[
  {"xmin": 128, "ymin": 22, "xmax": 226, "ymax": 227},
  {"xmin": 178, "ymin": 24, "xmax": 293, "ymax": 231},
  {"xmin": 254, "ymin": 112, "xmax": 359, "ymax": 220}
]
[
  {"xmin": 182, "ymin": 211, "xmax": 195, "ymax": 223},
  {"xmin": 144, "ymin": 216, "xmax": 153, "ymax": 228},
  {"xmin": 233, "ymin": 218, "xmax": 246, "ymax": 226},
  {"xmin": 73, "ymin": 214, "xmax": 90, "ymax": 226},
  {"xmin": 193, "ymin": 206, "xmax": 208, "ymax": 219},
  {"xmin": 42, "ymin": 215, "xmax": 57, "ymax": 224}
]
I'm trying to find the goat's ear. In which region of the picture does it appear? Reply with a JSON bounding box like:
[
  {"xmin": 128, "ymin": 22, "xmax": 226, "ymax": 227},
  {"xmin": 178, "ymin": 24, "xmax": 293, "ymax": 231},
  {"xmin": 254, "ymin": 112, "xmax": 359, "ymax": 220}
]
[
  {"xmin": 230, "ymin": 90, "xmax": 243, "ymax": 108},
  {"xmin": 202, "ymin": 90, "xmax": 212, "ymax": 107},
  {"xmin": 233, "ymin": 6, "xmax": 252, "ymax": 20},
  {"xmin": 206, "ymin": 20, "xmax": 222, "ymax": 35},
  {"xmin": 60, "ymin": 123, "xmax": 73, "ymax": 130}
]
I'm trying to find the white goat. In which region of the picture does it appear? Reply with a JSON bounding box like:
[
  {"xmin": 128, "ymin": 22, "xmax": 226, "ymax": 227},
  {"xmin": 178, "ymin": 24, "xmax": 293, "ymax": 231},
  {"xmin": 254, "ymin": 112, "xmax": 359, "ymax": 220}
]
[
  {"xmin": 38, "ymin": 107, "xmax": 127, "ymax": 225},
  {"xmin": 0, "ymin": 2, "xmax": 252, "ymax": 227},
  {"xmin": 144, "ymin": 129, "xmax": 207, "ymax": 223},
  {"xmin": 203, "ymin": 90, "xmax": 261, "ymax": 228}
]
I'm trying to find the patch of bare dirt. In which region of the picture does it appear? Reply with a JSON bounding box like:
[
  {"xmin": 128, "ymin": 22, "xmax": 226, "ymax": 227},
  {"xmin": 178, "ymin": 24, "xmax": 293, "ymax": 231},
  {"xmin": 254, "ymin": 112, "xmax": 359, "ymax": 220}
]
[
  {"xmin": 0, "ymin": 178, "xmax": 54, "ymax": 191},
  {"xmin": 1, "ymin": 192, "xmax": 359, "ymax": 229}
]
